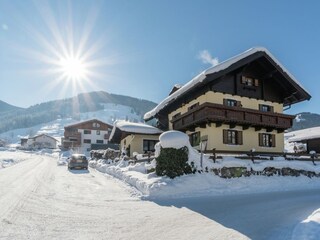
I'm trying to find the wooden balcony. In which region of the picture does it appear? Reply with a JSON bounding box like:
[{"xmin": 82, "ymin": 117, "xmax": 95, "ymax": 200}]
[
  {"xmin": 62, "ymin": 132, "xmax": 81, "ymax": 149},
  {"xmin": 171, "ymin": 102, "xmax": 294, "ymax": 131}
]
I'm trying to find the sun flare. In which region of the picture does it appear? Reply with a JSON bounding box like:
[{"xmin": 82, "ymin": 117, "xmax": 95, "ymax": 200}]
[{"xmin": 59, "ymin": 56, "xmax": 87, "ymax": 80}]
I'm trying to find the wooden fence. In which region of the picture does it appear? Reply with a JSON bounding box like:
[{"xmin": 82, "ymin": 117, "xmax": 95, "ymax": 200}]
[{"xmin": 203, "ymin": 149, "xmax": 319, "ymax": 165}]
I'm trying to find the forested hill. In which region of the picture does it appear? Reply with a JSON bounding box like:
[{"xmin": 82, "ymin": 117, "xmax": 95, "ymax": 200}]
[
  {"xmin": 0, "ymin": 100, "xmax": 23, "ymax": 113},
  {"xmin": 0, "ymin": 91, "xmax": 157, "ymax": 134}
]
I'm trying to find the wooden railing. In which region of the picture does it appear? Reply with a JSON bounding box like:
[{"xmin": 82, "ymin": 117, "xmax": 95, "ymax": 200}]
[{"xmin": 171, "ymin": 102, "xmax": 294, "ymax": 131}]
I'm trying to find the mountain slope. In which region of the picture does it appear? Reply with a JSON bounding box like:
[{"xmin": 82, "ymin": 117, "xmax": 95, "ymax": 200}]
[
  {"xmin": 0, "ymin": 91, "xmax": 157, "ymax": 134},
  {"xmin": 0, "ymin": 100, "xmax": 23, "ymax": 113},
  {"xmin": 290, "ymin": 112, "xmax": 320, "ymax": 131}
]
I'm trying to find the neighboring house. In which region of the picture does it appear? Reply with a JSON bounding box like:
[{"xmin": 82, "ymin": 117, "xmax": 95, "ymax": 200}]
[
  {"xmin": 286, "ymin": 126, "xmax": 320, "ymax": 153},
  {"xmin": 21, "ymin": 134, "xmax": 58, "ymax": 149},
  {"xmin": 62, "ymin": 119, "xmax": 113, "ymax": 151},
  {"xmin": 109, "ymin": 120, "xmax": 162, "ymax": 157},
  {"xmin": 144, "ymin": 47, "xmax": 311, "ymax": 153}
]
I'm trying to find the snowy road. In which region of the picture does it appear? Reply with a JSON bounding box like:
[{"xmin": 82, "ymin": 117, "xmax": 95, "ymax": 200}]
[{"xmin": 0, "ymin": 152, "xmax": 320, "ymax": 239}]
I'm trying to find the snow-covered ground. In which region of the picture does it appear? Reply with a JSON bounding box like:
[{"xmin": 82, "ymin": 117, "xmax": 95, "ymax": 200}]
[
  {"xmin": 1, "ymin": 150, "xmax": 320, "ymax": 239},
  {"xmin": 0, "ymin": 148, "xmax": 58, "ymax": 169}
]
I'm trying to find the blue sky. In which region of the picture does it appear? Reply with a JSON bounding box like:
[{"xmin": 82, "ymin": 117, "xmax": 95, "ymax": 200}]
[{"xmin": 0, "ymin": 0, "xmax": 319, "ymax": 115}]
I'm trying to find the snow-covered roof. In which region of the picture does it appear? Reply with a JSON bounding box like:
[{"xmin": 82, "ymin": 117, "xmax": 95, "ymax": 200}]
[
  {"xmin": 64, "ymin": 118, "xmax": 112, "ymax": 128},
  {"xmin": 109, "ymin": 120, "xmax": 162, "ymax": 142},
  {"xmin": 286, "ymin": 126, "xmax": 320, "ymax": 142},
  {"xmin": 30, "ymin": 133, "xmax": 58, "ymax": 141},
  {"xmin": 144, "ymin": 47, "xmax": 311, "ymax": 120}
]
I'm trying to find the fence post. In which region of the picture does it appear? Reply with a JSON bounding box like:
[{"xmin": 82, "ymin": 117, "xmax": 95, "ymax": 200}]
[
  {"xmin": 311, "ymin": 152, "xmax": 317, "ymax": 166},
  {"xmin": 212, "ymin": 148, "xmax": 216, "ymax": 163},
  {"xmin": 250, "ymin": 149, "xmax": 255, "ymax": 163}
]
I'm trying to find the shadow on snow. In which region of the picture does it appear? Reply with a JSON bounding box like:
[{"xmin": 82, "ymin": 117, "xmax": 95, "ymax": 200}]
[{"xmin": 150, "ymin": 189, "xmax": 320, "ymax": 240}]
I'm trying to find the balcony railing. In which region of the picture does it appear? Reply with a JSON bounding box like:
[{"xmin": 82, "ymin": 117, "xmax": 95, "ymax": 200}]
[{"xmin": 171, "ymin": 102, "xmax": 294, "ymax": 131}]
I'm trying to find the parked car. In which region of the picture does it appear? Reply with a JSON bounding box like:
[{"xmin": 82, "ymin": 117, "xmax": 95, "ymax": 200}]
[{"xmin": 68, "ymin": 154, "xmax": 88, "ymax": 170}]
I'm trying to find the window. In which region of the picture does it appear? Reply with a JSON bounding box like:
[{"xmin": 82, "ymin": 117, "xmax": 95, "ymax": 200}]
[
  {"xmin": 69, "ymin": 138, "xmax": 78, "ymax": 142},
  {"xmin": 241, "ymin": 76, "xmax": 259, "ymax": 87},
  {"xmin": 84, "ymin": 139, "xmax": 91, "ymax": 144},
  {"xmin": 92, "ymin": 122, "xmax": 100, "ymax": 128},
  {"xmin": 223, "ymin": 130, "xmax": 243, "ymax": 145},
  {"xmin": 259, "ymin": 133, "xmax": 275, "ymax": 147},
  {"xmin": 143, "ymin": 140, "xmax": 158, "ymax": 153},
  {"xmin": 223, "ymin": 99, "xmax": 241, "ymax": 107},
  {"xmin": 84, "ymin": 130, "xmax": 91, "ymax": 134},
  {"xmin": 172, "ymin": 112, "xmax": 181, "ymax": 119},
  {"xmin": 96, "ymin": 130, "xmax": 100, "ymax": 135},
  {"xmin": 189, "ymin": 132, "xmax": 200, "ymax": 147},
  {"xmin": 96, "ymin": 140, "xmax": 103, "ymax": 144},
  {"xmin": 68, "ymin": 128, "xmax": 78, "ymax": 133},
  {"xmin": 188, "ymin": 103, "xmax": 199, "ymax": 111},
  {"xmin": 259, "ymin": 104, "xmax": 274, "ymax": 112}
]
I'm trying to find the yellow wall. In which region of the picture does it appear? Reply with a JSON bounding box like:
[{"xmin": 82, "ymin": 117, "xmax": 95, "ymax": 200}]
[
  {"xmin": 186, "ymin": 124, "xmax": 284, "ymax": 152},
  {"xmin": 120, "ymin": 134, "xmax": 160, "ymax": 157},
  {"xmin": 168, "ymin": 92, "xmax": 283, "ymax": 129},
  {"xmin": 167, "ymin": 91, "xmax": 285, "ymax": 152}
]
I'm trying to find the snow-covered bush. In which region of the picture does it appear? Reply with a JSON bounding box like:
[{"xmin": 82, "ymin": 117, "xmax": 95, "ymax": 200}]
[
  {"xmin": 155, "ymin": 146, "xmax": 193, "ymax": 178},
  {"xmin": 155, "ymin": 131, "xmax": 198, "ymax": 178}
]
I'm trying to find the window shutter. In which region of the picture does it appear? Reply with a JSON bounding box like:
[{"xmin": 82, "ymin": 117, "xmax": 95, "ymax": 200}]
[
  {"xmin": 241, "ymin": 76, "xmax": 246, "ymax": 84},
  {"xmin": 223, "ymin": 130, "xmax": 228, "ymax": 144},
  {"xmin": 271, "ymin": 134, "xmax": 276, "ymax": 147},
  {"xmin": 223, "ymin": 99, "xmax": 228, "ymax": 106},
  {"xmin": 236, "ymin": 101, "xmax": 242, "ymax": 107},
  {"xmin": 259, "ymin": 104, "xmax": 262, "ymax": 111},
  {"xmin": 270, "ymin": 106, "xmax": 274, "ymax": 112},
  {"xmin": 254, "ymin": 79, "xmax": 259, "ymax": 87},
  {"xmin": 259, "ymin": 133, "xmax": 263, "ymax": 146},
  {"xmin": 237, "ymin": 131, "xmax": 243, "ymax": 145}
]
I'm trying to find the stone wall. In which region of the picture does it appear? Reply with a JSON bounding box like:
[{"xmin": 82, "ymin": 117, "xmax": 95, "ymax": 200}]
[{"xmin": 211, "ymin": 167, "xmax": 319, "ymax": 178}]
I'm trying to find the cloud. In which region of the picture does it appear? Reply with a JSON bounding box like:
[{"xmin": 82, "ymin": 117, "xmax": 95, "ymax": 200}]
[
  {"xmin": 198, "ymin": 50, "xmax": 219, "ymax": 66},
  {"xmin": 2, "ymin": 24, "xmax": 8, "ymax": 31}
]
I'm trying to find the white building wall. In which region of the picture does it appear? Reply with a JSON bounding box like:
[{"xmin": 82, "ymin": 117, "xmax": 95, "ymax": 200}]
[
  {"xmin": 32, "ymin": 135, "xmax": 57, "ymax": 148},
  {"xmin": 78, "ymin": 129, "xmax": 110, "ymax": 150}
]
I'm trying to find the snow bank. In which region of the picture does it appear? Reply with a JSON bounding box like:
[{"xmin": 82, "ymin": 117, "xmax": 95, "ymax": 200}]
[
  {"xmin": 292, "ymin": 209, "xmax": 320, "ymax": 240},
  {"xmin": 91, "ymin": 156, "xmax": 320, "ymax": 199}
]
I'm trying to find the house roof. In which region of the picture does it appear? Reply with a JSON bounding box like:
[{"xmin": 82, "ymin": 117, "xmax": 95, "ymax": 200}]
[
  {"xmin": 144, "ymin": 47, "xmax": 311, "ymax": 121},
  {"xmin": 109, "ymin": 120, "xmax": 162, "ymax": 143},
  {"xmin": 64, "ymin": 118, "xmax": 112, "ymax": 129},
  {"xmin": 29, "ymin": 134, "xmax": 58, "ymax": 141},
  {"xmin": 286, "ymin": 126, "xmax": 320, "ymax": 142}
]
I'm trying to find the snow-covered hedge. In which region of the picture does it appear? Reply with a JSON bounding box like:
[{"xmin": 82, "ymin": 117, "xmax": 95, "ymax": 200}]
[
  {"xmin": 156, "ymin": 146, "xmax": 192, "ymax": 179},
  {"xmin": 154, "ymin": 131, "xmax": 209, "ymax": 178}
]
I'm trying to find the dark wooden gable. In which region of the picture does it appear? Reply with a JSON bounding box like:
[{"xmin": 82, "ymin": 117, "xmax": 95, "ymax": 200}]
[{"xmin": 205, "ymin": 52, "xmax": 310, "ymax": 105}]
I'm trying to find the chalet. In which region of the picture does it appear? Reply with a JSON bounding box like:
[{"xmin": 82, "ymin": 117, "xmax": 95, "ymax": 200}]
[
  {"xmin": 21, "ymin": 134, "xmax": 58, "ymax": 149},
  {"xmin": 62, "ymin": 119, "xmax": 113, "ymax": 151},
  {"xmin": 286, "ymin": 126, "xmax": 320, "ymax": 153},
  {"xmin": 109, "ymin": 120, "xmax": 162, "ymax": 157},
  {"xmin": 144, "ymin": 47, "xmax": 311, "ymax": 153}
]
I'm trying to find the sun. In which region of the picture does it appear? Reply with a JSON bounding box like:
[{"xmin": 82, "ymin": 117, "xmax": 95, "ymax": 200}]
[{"xmin": 58, "ymin": 56, "xmax": 87, "ymax": 81}]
